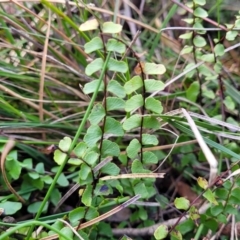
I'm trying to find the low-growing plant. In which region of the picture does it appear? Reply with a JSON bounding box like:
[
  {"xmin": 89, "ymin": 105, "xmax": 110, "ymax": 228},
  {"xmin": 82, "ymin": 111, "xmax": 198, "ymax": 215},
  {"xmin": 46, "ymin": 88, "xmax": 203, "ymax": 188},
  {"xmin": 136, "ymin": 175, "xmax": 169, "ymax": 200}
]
[{"xmin": 1, "ymin": 0, "xmax": 240, "ymax": 240}]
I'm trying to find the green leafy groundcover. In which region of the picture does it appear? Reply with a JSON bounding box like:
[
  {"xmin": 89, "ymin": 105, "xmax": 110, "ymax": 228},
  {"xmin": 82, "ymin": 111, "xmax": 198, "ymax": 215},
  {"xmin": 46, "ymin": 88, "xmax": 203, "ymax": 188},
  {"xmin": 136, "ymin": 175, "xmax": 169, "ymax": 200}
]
[{"xmin": 1, "ymin": 1, "xmax": 240, "ymax": 240}]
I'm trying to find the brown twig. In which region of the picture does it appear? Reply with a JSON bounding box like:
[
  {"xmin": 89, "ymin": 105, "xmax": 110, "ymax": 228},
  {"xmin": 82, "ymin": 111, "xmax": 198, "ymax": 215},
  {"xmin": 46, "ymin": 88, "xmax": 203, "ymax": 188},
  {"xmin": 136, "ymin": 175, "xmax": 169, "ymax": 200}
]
[
  {"xmin": 39, "ymin": 9, "xmax": 51, "ymax": 139},
  {"xmin": 0, "ymin": 138, "xmax": 25, "ymax": 204},
  {"xmin": 41, "ymin": 195, "xmax": 141, "ymax": 240}
]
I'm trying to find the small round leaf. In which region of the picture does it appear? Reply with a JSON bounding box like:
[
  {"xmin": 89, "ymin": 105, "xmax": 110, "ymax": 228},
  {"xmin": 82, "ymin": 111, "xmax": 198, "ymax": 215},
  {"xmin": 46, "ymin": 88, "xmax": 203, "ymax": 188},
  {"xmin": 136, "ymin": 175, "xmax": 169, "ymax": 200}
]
[
  {"xmin": 54, "ymin": 149, "xmax": 67, "ymax": 165},
  {"xmin": 154, "ymin": 225, "xmax": 168, "ymax": 240},
  {"xmin": 186, "ymin": 82, "xmax": 200, "ymax": 102},
  {"xmin": 131, "ymin": 159, "xmax": 150, "ymax": 173},
  {"xmin": 69, "ymin": 207, "xmax": 85, "ymax": 224},
  {"xmin": 106, "ymin": 39, "xmax": 126, "ymax": 53},
  {"xmin": 59, "ymin": 137, "xmax": 72, "ymax": 152},
  {"xmin": 106, "ymin": 97, "xmax": 125, "ymax": 111},
  {"xmin": 122, "ymin": 114, "xmax": 141, "ymax": 131},
  {"xmin": 143, "ymin": 62, "xmax": 166, "ymax": 75},
  {"xmin": 142, "ymin": 134, "xmax": 158, "ymax": 145},
  {"xmin": 85, "ymin": 58, "xmax": 104, "ymax": 76},
  {"xmin": 0, "ymin": 201, "xmax": 22, "ymax": 215},
  {"xmin": 105, "ymin": 117, "xmax": 124, "ymax": 136},
  {"xmin": 88, "ymin": 103, "xmax": 105, "ymax": 125},
  {"xmin": 134, "ymin": 182, "xmax": 148, "ymax": 199},
  {"xmin": 84, "ymin": 37, "xmax": 103, "ymax": 53},
  {"xmin": 107, "ymin": 80, "xmax": 126, "ymax": 98},
  {"xmin": 107, "ymin": 58, "xmax": 128, "ymax": 73},
  {"xmin": 193, "ymin": 7, "xmax": 208, "ymax": 18},
  {"xmin": 124, "ymin": 76, "xmax": 143, "ymax": 94},
  {"xmin": 57, "ymin": 173, "xmax": 69, "ymax": 187},
  {"xmin": 82, "ymin": 185, "xmax": 93, "ymax": 207},
  {"xmin": 83, "ymin": 80, "xmax": 104, "ymax": 94},
  {"xmin": 143, "ymin": 151, "xmax": 158, "ymax": 164},
  {"xmin": 224, "ymin": 96, "xmax": 235, "ymax": 111},
  {"xmin": 203, "ymin": 189, "xmax": 218, "ymax": 205},
  {"xmin": 101, "ymin": 162, "xmax": 120, "ymax": 175},
  {"xmin": 102, "ymin": 140, "xmax": 120, "ymax": 157},
  {"xmin": 181, "ymin": 45, "xmax": 193, "ymax": 55},
  {"xmin": 79, "ymin": 164, "xmax": 92, "ymax": 181},
  {"xmin": 143, "ymin": 116, "xmax": 160, "ymax": 129},
  {"xmin": 125, "ymin": 94, "xmax": 143, "ymax": 112},
  {"xmin": 179, "ymin": 32, "xmax": 193, "ymax": 39},
  {"xmin": 193, "ymin": 35, "xmax": 206, "ymax": 48},
  {"xmin": 59, "ymin": 227, "xmax": 73, "ymax": 240},
  {"xmin": 28, "ymin": 201, "xmax": 49, "ymax": 214},
  {"xmin": 197, "ymin": 176, "xmax": 208, "ymax": 189},
  {"xmin": 83, "ymin": 151, "xmax": 99, "ymax": 165},
  {"xmin": 193, "ymin": 0, "xmax": 206, "ymax": 5},
  {"xmin": 145, "ymin": 97, "xmax": 163, "ymax": 114},
  {"xmin": 127, "ymin": 139, "xmax": 141, "ymax": 158},
  {"xmin": 174, "ymin": 197, "xmax": 190, "ymax": 210},
  {"xmin": 84, "ymin": 125, "xmax": 102, "ymax": 147},
  {"xmin": 102, "ymin": 22, "xmax": 122, "ymax": 33},
  {"xmin": 214, "ymin": 44, "xmax": 225, "ymax": 57},
  {"xmin": 226, "ymin": 31, "xmax": 238, "ymax": 41},
  {"xmin": 144, "ymin": 79, "xmax": 164, "ymax": 92},
  {"xmin": 200, "ymin": 53, "xmax": 214, "ymax": 62},
  {"xmin": 74, "ymin": 142, "xmax": 88, "ymax": 158}
]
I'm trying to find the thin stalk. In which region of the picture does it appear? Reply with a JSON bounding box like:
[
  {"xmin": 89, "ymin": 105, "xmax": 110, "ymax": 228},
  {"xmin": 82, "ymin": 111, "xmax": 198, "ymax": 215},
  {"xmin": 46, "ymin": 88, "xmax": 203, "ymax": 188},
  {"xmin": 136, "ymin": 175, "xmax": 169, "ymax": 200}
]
[
  {"xmin": 26, "ymin": 52, "xmax": 112, "ymax": 238},
  {"xmin": 0, "ymin": 220, "xmax": 72, "ymax": 240},
  {"xmin": 194, "ymin": 223, "xmax": 204, "ymax": 240}
]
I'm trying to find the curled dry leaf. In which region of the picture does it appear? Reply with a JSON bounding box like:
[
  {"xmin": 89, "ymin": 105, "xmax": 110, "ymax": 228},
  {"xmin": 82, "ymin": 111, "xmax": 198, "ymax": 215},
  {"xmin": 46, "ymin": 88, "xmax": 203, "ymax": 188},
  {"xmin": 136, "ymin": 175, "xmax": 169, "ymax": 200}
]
[
  {"xmin": 79, "ymin": 19, "xmax": 99, "ymax": 31},
  {"xmin": 134, "ymin": 62, "xmax": 145, "ymax": 75}
]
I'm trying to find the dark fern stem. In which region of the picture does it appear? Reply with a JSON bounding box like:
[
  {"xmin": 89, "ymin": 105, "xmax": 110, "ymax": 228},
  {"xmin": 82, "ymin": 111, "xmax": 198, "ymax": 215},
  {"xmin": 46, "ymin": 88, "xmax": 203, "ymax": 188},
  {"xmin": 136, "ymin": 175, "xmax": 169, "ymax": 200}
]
[
  {"xmin": 139, "ymin": 63, "xmax": 146, "ymax": 163},
  {"xmin": 96, "ymin": 33, "xmax": 147, "ymax": 163},
  {"xmin": 191, "ymin": 4, "xmax": 203, "ymax": 105},
  {"xmin": 97, "ymin": 26, "xmax": 108, "ymax": 166},
  {"xmin": 217, "ymin": 69, "xmax": 226, "ymax": 122},
  {"xmin": 208, "ymin": 35, "xmax": 226, "ymax": 122}
]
